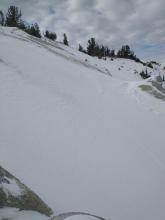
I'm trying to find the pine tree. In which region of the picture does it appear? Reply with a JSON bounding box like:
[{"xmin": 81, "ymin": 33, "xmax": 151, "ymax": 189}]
[
  {"xmin": 26, "ymin": 23, "xmax": 41, "ymax": 38},
  {"xmin": 98, "ymin": 45, "xmax": 105, "ymax": 59},
  {"xmin": 0, "ymin": 10, "xmax": 4, "ymax": 26},
  {"xmin": 18, "ymin": 19, "xmax": 26, "ymax": 30},
  {"xmin": 5, "ymin": 6, "xmax": 22, "ymax": 27},
  {"xmin": 63, "ymin": 33, "xmax": 69, "ymax": 46},
  {"xmin": 45, "ymin": 30, "xmax": 57, "ymax": 41},
  {"xmin": 87, "ymin": 38, "xmax": 96, "ymax": 56},
  {"xmin": 78, "ymin": 44, "xmax": 86, "ymax": 54},
  {"xmin": 110, "ymin": 49, "xmax": 115, "ymax": 57},
  {"xmin": 117, "ymin": 45, "xmax": 137, "ymax": 60},
  {"xmin": 86, "ymin": 38, "xmax": 115, "ymax": 58},
  {"xmin": 104, "ymin": 47, "xmax": 109, "ymax": 57},
  {"xmin": 79, "ymin": 44, "xmax": 83, "ymax": 52},
  {"xmin": 125, "ymin": 45, "xmax": 131, "ymax": 58},
  {"xmin": 117, "ymin": 49, "xmax": 122, "ymax": 58}
]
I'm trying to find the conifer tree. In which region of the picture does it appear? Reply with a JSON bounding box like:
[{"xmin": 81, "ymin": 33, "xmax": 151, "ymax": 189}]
[
  {"xmin": 63, "ymin": 33, "xmax": 69, "ymax": 46},
  {"xmin": 117, "ymin": 45, "xmax": 137, "ymax": 60},
  {"xmin": 110, "ymin": 49, "xmax": 115, "ymax": 57},
  {"xmin": 87, "ymin": 38, "xmax": 97, "ymax": 56},
  {"xmin": 5, "ymin": 6, "xmax": 22, "ymax": 27},
  {"xmin": 78, "ymin": 44, "xmax": 86, "ymax": 54},
  {"xmin": 26, "ymin": 23, "xmax": 41, "ymax": 38},
  {"xmin": 18, "ymin": 19, "xmax": 26, "ymax": 30},
  {"xmin": 0, "ymin": 10, "xmax": 4, "ymax": 26},
  {"xmin": 45, "ymin": 30, "xmax": 57, "ymax": 41},
  {"xmin": 79, "ymin": 44, "xmax": 83, "ymax": 52}
]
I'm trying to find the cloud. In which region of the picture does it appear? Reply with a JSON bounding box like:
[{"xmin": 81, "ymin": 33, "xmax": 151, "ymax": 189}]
[{"xmin": 0, "ymin": 0, "xmax": 165, "ymax": 63}]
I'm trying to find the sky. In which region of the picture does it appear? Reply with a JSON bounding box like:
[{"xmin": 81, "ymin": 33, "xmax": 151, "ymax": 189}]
[{"xmin": 0, "ymin": 0, "xmax": 165, "ymax": 64}]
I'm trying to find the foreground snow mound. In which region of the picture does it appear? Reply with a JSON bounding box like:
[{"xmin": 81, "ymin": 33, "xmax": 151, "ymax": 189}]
[
  {"xmin": 66, "ymin": 215, "xmax": 103, "ymax": 220},
  {"xmin": 0, "ymin": 27, "xmax": 165, "ymax": 220},
  {"xmin": 0, "ymin": 166, "xmax": 53, "ymax": 217},
  {"xmin": 51, "ymin": 213, "xmax": 106, "ymax": 220},
  {"xmin": 0, "ymin": 208, "xmax": 48, "ymax": 220}
]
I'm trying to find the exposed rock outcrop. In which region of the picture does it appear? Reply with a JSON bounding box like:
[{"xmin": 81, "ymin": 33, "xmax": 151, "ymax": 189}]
[{"xmin": 0, "ymin": 166, "xmax": 53, "ymax": 217}]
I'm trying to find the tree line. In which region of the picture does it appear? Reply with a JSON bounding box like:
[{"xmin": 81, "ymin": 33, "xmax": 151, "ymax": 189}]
[
  {"xmin": 0, "ymin": 6, "xmax": 69, "ymax": 45},
  {"xmin": 0, "ymin": 5, "xmax": 155, "ymax": 67},
  {"xmin": 79, "ymin": 37, "xmax": 142, "ymax": 63}
]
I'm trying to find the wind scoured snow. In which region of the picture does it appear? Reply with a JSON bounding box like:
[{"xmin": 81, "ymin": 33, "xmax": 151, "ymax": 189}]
[{"xmin": 0, "ymin": 27, "xmax": 165, "ymax": 220}]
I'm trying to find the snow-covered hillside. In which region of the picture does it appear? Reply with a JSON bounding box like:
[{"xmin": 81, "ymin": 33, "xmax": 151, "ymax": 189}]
[{"xmin": 0, "ymin": 27, "xmax": 165, "ymax": 220}]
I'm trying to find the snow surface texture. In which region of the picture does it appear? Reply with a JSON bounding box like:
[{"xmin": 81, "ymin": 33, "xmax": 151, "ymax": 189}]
[{"xmin": 0, "ymin": 27, "xmax": 165, "ymax": 220}]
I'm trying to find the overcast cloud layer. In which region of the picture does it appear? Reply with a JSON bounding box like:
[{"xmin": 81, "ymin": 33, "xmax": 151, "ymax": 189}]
[{"xmin": 1, "ymin": 0, "xmax": 165, "ymax": 63}]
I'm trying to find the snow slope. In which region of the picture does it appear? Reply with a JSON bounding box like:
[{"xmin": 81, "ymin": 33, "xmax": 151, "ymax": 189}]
[{"xmin": 0, "ymin": 27, "xmax": 165, "ymax": 220}]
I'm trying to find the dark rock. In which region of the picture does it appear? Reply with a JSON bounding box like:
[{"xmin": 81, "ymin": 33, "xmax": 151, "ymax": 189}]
[{"xmin": 0, "ymin": 166, "xmax": 53, "ymax": 217}]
